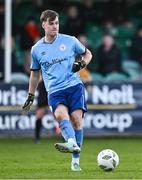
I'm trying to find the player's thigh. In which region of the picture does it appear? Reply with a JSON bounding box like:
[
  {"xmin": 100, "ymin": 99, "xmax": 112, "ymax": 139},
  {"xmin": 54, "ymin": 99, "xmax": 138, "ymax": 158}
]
[
  {"xmin": 69, "ymin": 84, "xmax": 87, "ymax": 114},
  {"xmin": 54, "ymin": 104, "xmax": 70, "ymax": 121},
  {"xmin": 70, "ymin": 109, "xmax": 84, "ymax": 129}
]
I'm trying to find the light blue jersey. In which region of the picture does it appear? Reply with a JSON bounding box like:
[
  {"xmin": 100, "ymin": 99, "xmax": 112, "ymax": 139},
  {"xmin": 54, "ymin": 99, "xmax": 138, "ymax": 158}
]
[{"xmin": 31, "ymin": 33, "xmax": 86, "ymax": 95}]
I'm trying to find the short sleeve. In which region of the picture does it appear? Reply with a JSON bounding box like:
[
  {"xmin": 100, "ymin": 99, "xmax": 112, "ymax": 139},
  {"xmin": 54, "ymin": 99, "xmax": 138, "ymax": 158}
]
[
  {"xmin": 30, "ymin": 47, "xmax": 41, "ymax": 71},
  {"xmin": 73, "ymin": 36, "xmax": 86, "ymax": 55}
]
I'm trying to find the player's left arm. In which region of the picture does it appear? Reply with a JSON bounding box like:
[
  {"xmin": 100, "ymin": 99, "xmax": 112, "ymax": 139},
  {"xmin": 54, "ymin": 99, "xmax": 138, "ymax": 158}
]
[
  {"xmin": 72, "ymin": 48, "xmax": 92, "ymax": 73},
  {"xmin": 82, "ymin": 48, "xmax": 92, "ymax": 66}
]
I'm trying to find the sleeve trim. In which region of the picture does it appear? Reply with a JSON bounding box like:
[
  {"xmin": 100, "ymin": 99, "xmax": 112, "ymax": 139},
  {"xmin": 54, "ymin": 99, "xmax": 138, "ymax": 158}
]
[
  {"xmin": 79, "ymin": 48, "xmax": 87, "ymax": 55},
  {"xmin": 30, "ymin": 68, "xmax": 41, "ymax": 71}
]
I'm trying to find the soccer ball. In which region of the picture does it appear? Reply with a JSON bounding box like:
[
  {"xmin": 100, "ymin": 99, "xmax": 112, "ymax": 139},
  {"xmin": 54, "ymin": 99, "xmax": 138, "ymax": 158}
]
[{"xmin": 97, "ymin": 149, "xmax": 119, "ymax": 171}]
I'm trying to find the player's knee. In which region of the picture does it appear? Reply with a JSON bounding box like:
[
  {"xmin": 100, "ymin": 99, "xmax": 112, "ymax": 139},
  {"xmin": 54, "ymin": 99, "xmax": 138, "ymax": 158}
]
[
  {"xmin": 71, "ymin": 110, "xmax": 83, "ymax": 129},
  {"xmin": 54, "ymin": 111, "xmax": 69, "ymax": 121},
  {"xmin": 36, "ymin": 108, "xmax": 46, "ymax": 119},
  {"xmin": 71, "ymin": 117, "xmax": 83, "ymax": 129},
  {"xmin": 54, "ymin": 105, "xmax": 69, "ymax": 121}
]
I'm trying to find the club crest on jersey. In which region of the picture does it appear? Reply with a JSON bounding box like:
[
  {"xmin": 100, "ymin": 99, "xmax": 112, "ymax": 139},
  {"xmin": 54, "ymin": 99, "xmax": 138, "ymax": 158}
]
[{"xmin": 59, "ymin": 44, "xmax": 66, "ymax": 51}]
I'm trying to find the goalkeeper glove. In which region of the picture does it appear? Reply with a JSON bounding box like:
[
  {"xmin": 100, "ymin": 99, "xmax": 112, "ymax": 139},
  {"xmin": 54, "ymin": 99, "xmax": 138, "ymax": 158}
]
[
  {"xmin": 22, "ymin": 93, "xmax": 35, "ymax": 112},
  {"xmin": 72, "ymin": 60, "xmax": 86, "ymax": 73}
]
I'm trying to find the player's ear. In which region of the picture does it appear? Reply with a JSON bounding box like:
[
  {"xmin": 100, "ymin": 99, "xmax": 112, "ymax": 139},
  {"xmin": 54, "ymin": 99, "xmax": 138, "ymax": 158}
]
[{"xmin": 42, "ymin": 22, "xmax": 45, "ymax": 29}]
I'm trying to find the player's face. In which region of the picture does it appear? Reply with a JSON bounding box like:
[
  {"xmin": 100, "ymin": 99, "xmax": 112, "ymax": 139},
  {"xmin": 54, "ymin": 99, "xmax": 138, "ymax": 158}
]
[{"xmin": 42, "ymin": 17, "xmax": 59, "ymax": 37}]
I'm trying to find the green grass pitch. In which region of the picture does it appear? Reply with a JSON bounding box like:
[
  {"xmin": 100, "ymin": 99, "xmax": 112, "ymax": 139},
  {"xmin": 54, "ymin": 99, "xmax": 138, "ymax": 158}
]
[{"xmin": 0, "ymin": 137, "xmax": 142, "ymax": 179}]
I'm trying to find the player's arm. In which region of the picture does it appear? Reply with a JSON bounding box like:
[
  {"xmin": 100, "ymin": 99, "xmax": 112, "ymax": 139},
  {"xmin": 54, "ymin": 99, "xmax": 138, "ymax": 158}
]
[
  {"xmin": 72, "ymin": 48, "xmax": 92, "ymax": 73},
  {"xmin": 28, "ymin": 71, "xmax": 41, "ymax": 95},
  {"xmin": 22, "ymin": 70, "xmax": 40, "ymax": 112},
  {"xmin": 82, "ymin": 48, "xmax": 92, "ymax": 65}
]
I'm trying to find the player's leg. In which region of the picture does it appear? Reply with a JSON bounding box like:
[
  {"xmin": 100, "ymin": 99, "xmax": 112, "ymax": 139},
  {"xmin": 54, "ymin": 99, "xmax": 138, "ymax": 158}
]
[
  {"xmin": 68, "ymin": 83, "xmax": 87, "ymax": 171},
  {"xmin": 35, "ymin": 80, "xmax": 47, "ymax": 143},
  {"xmin": 35, "ymin": 107, "xmax": 46, "ymax": 143},
  {"xmin": 54, "ymin": 104, "xmax": 80, "ymax": 153},
  {"xmin": 70, "ymin": 109, "xmax": 84, "ymax": 171}
]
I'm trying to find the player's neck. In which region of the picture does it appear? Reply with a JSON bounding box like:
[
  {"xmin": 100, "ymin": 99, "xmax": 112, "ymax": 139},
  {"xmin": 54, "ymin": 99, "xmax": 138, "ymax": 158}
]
[{"xmin": 44, "ymin": 35, "xmax": 57, "ymax": 43}]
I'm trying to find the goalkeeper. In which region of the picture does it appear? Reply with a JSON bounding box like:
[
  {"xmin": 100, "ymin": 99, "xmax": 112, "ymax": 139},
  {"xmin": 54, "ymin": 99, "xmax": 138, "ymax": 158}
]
[{"xmin": 22, "ymin": 9, "xmax": 92, "ymax": 171}]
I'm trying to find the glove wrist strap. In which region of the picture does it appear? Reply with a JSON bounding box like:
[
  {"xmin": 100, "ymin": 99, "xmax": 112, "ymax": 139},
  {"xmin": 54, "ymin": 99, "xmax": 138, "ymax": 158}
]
[
  {"xmin": 29, "ymin": 93, "xmax": 34, "ymax": 96},
  {"xmin": 28, "ymin": 93, "xmax": 35, "ymax": 100},
  {"xmin": 80, "ymin": 60, "xmax": 86, "ymax": 68}
]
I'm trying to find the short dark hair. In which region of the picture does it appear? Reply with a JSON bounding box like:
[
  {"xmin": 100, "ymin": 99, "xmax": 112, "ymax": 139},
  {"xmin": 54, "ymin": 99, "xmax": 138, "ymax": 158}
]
[{"xmin": 40, "ymin": 10, "xmax": 59, "ymax": 23}]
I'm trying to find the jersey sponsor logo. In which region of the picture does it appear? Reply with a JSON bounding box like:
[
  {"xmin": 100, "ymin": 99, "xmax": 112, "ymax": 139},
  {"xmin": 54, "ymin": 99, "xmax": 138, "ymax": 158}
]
[
  {"xmin": 59, "ymin": 44, "xmax": 66, "ymax": 51},
  {"xmin": 41, "ymin": 58, "xmax": 68, "ymax": 69}
]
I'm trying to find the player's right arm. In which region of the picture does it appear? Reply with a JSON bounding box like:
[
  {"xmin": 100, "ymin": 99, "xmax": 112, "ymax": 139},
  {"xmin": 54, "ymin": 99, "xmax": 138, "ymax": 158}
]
[
  {"xmin": 22, "ymin": 45, "xmax": 41, "ymax": 112},
  {"xmin": 22, "ymin": 70, "xmax": 40, "ymax": 112},
  {"xmin": 28, "ymin": 71, "xmax": 41, "ymax": 95}
]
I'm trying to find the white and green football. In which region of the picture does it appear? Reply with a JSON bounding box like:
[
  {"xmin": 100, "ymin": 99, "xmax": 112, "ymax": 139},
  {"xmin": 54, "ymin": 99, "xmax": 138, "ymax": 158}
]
[{"xmin": 97, "ymin": 149, "xmax": 119, "ymax": 171}]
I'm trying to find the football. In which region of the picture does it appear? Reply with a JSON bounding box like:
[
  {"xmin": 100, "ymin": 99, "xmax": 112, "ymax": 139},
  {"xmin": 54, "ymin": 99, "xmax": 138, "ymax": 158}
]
[{"xmin": 97, "ymin": 149, "xmax": 119, "ymax": 171}]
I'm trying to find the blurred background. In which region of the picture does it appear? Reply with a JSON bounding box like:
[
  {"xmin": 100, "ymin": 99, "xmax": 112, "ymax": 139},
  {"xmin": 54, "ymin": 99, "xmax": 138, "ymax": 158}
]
[{"xmin": 1, "ymin": 0, "xmax": 142, "ymax": 137}]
